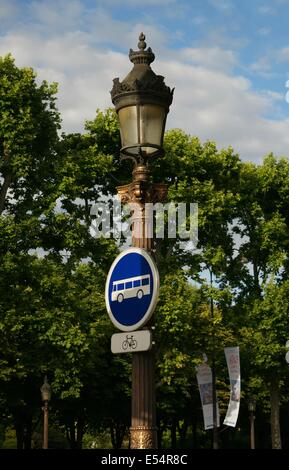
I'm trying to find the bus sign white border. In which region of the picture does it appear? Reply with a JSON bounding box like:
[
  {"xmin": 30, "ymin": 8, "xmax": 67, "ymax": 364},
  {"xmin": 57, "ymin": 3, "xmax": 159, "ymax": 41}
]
[{"xmin": 105, "ymin": 248, "xmax": 160, "ymax": 332}]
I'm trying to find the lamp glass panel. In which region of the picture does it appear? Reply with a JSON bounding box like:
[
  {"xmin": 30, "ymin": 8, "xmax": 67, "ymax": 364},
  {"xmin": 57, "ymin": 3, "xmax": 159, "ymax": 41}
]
[
  {"xmin": 41, "ymin": 389, "xmax": 51, "ymax": 401},
  {"xmin": 139, "ymin": 104, "xmax": 166, "ymax": 155},
  {"xmin": 118, "ymin": 104, "xmax": 166, "ymax": 155},
  {"xmin": 118, "ymin": 105, "xmax": 138, "ymax": 151},
  {"xmin": 41, "ymin": 383, "xmax": 51, "ymax": 401}
]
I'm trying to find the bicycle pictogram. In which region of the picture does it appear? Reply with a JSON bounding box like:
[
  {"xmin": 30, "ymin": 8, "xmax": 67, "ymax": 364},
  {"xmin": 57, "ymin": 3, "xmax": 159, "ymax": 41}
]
[{"xmin": 122, "ymin": 334, "xmax": 137, "ymax": 350}]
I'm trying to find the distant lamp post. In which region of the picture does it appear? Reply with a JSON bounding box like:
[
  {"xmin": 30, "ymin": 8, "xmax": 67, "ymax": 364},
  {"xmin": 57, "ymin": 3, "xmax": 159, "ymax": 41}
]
[
  {"xmin": 41, "ymin": 376, "xmax": 51, "ymax": 449},
  {"xmin": 248, "ymin": 397, "xmax": 256, "ymax": 449}
]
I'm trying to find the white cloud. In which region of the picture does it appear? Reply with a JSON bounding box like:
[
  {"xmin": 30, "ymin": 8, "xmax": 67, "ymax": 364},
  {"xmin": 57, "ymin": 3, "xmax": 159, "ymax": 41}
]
[
  {"xmin": 263, "ymin": 90, "xmax": 284, "ymax": 101},
  {"xmin": 257, "ymin": 27, "xmax": 271, "ymax": 35},
  {"xmin": 209, "ymin": 0, "xmax": 233, "ymax": 11},
  {"xmin": 191, "ymin": 16, "xmax": 207, "ymax": 26},
  {"xmin": 29, "ymin": 0, "xmax": 84, "ymax": 30},
  {"xmin": 258, "ymin": 5, "xmax": 275, "ymax": 14},
  {"xmin": 180, "ymin": 46, "xmax": 237, "ymax": 72},
  {"xmin": 251, "ymin": 57, "xmax": 271, "ymax": 73},
  {"xmin": 0, "ymin": 30, "xmax": 128, "ymax": 132},
  {"xmin": 249, "ymin": 56, "xmax": 279, "ymax": 79},
  {"xmin": 278, "ymin": 45, "xmax": 289, "ymax": 61},
  {"xmin": 161, "ymin": 58, "xmax": 289, "ymax": 162},
  {"xmin": 199, "ymin": 28, "xmax": 250, "ymax": 50}
]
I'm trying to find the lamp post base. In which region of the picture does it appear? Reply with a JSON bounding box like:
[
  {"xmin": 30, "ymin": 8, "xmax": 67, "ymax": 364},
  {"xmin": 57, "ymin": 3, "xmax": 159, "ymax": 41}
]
[{"xmin": 130, "ymin": 426, "xmax": 158, "ymax": 449}]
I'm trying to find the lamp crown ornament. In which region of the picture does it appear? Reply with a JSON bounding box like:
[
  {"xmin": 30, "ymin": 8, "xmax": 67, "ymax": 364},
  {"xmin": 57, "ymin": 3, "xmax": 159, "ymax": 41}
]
[
  {"xmin": 110, "ymin": 33, "xmax": 174, "ymax": 112},
  {"xmin": 128, "ymin": 32, "xmax": 155, "ymax": 66}
]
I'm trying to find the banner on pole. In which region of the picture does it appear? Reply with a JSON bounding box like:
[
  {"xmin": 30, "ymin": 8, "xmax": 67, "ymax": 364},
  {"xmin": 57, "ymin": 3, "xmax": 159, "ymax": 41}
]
[
  {"xmin": 196, "ymin": 362, "xmax": 220, "ymax": 430},
  {"xmin": 223, "ymin": 346, "xmax": 241, "ymax": 427}
]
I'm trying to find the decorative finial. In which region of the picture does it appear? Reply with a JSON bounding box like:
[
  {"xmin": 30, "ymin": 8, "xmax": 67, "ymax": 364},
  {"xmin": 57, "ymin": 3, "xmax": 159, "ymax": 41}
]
[
  {"xmin": 138, "ymin": 32, "xmax": 146, "ymax": 51},
  {"xmin": 128, "ymin": 32, "xmax": 155, "ymax": 65}
]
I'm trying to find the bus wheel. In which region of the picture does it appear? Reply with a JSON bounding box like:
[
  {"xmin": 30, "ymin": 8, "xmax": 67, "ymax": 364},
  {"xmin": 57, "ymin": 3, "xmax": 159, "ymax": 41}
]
[
  {"xmin": 137, "ymin": 290, "xmax": 143, "ymax": 299},
  {"xmin": 117, "ymin": 293, "xmax": 124, "ymax": 303}
]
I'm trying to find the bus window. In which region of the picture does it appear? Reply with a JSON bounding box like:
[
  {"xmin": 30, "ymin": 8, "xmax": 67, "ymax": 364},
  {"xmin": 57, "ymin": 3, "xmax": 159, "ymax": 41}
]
[
  {"xmin": 125, "ymin": 281, "xmax": 132, "ymax": 289},
  {"xmin": 117, "ymin": 283, "xmax": 124, "ymax": 290},
  {"xmin": 133, "ymin": 279, "xmax": 141, "ymax": 287},
  {"xmin": 142, "ymin": 277, "xmax": 150, "ymax": 286}
]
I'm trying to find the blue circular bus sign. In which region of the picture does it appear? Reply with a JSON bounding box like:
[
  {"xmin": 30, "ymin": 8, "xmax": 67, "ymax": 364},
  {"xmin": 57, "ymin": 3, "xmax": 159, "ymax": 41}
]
[{"xmin": 105, "ymin": 248, "xmax": 159, "ymax": 331}]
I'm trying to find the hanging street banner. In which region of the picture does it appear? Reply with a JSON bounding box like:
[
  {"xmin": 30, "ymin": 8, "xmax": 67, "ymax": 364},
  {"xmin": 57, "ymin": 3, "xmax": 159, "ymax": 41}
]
[
  {"xmin": 224, "ymin": 346, "xmax": 241, "ymax": 427},
  {"xmin": 111, "ymin": 330, "xmax": 152, "ymax": 354},
  {"xmin": 105, "ymin": 247, "xmax": 159, "ymax": 332},
  {"xmin": 196, "ymin": 362, "xmax": 220, "ymax": 430}
]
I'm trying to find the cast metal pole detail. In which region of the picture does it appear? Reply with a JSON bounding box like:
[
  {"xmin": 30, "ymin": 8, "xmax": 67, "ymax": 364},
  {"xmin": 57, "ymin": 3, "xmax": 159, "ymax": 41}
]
[{"xmin": 117, "ymin": 164, "xmax": 167, "ymax": 449}]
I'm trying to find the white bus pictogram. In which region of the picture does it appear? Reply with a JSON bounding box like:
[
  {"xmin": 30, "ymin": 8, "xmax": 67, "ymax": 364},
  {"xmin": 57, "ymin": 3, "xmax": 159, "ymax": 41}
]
[{"xmin": 111, "ymin": 274, "xmax": 151, "ymax": 303}]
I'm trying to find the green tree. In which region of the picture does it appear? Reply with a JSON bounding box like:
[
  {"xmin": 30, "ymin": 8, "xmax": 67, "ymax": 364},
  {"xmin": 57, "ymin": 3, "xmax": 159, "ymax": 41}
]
[
  {"xmin": 0, "ymin": 60, "xmax": 120, "ymax": 448},
  {"xmin": 230, "ymin": 155, "xmax": 289, "ymax": 449},
  {"xmin": 0, "ymin": 54, "xmax": 60, "ymax": 219},
  {"xmin": 0, "ymin": 55, "xmax": 62, "ymax": 448}
]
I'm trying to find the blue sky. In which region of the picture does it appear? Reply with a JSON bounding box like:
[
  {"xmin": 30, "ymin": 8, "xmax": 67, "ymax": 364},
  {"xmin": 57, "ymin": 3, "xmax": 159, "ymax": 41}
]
[{"xmin": 1, "ymin": 0, "xmax": 289, "ymax": 162}]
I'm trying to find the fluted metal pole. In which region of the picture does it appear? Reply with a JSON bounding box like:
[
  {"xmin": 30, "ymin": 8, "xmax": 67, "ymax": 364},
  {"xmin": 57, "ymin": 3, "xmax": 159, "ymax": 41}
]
[
  {"xmin": 250, "ymin": 412, "xmax": 255, "ymax": 449},
  {"xmin": 42, "ymin": 401, "xmax": 49, "ymax": 449}
]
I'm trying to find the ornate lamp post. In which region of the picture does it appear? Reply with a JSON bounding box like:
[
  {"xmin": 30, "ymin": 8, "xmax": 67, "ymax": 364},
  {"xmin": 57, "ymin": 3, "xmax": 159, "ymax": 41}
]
[
  {"xmin": 248, "ymin": 397, "xmax": 256, "ymax": 449},
  {"xmin": 110, "ymin": 33, "xmax": 173, "ymax": 449},
  {"xmin": 40, "ymin": 376, "xmax": 51, "ymax": 449}
]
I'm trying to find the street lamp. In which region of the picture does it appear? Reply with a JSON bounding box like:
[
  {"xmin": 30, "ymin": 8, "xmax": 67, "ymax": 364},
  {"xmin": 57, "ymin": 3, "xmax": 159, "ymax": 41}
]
[
  {"xmin": 111, "ymin": 33, "xmax": 173, "ymax": 449},
  {"xmin": 41, "ymin": 375, "xmax": 51, "ymax": 449},
  {"xmin": 248, "ymin": 397, "xmax": 256, "ymax": 449},
  {"xmin": 111, "ymin": 32, "xmax": 173, "ymax": 161}
]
